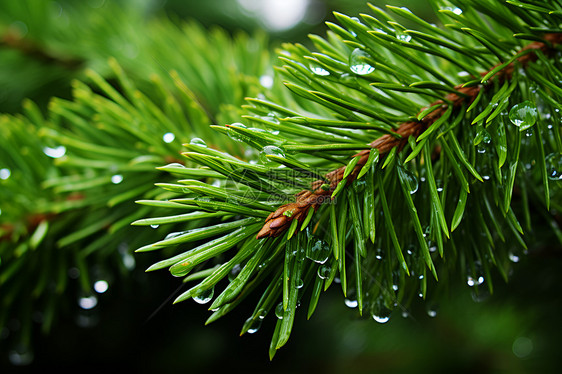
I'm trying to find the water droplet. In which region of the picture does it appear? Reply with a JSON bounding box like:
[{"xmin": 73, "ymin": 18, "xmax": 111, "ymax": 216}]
[
  {"xmin": 370, "ymin": 299, "xmax": 392, "ymax": 323},
  {"xmin": 467, "ymin": 275, "xmax": 484, "ymax": 287},
  {"xmin": 227, "ymin": 123, "xmax": 248, "ymax": 142},
  {"xmin": 275, "ymin": 302, "xmax": 284, "ymax": 319},
  {"xmin": 317, "ymin": 264, "xmax": 331, "ymax": 279},
  {"xmin": 193, "ymin": 287, "xmax": 214, "ymax": 304},
  {"xmin": 122, "ymin": 253, "xmax": 135, "ymax": 270},
  {"xmin": 344, "ymin": 298, "xmax": 358, "ymax": 308},
  {"xmin": 512, "ymin": 337, "xmax": 533, "ymax": 358},
  {"xmin": 509, "ymin": 101, "xmax": 537, "ymax": 131},
  {"xmin": 244, "ymin": 316, "xmax": 263, "ymax": 334},
  {"xmin": 392, "ymin": 284, "xmax": 399, "ymax": 291},
  {"xmin": 94, "ymin": 280, "xmax": 109, "ymax": 293},
  {"xmin": 8, "ymin": 346, "xmax": 33, "ymax": 366},
  {"xmin": 257, "ymin": 308, "xmax": 267, "ymax": 320},
  {"xmin": 545, "ymin": 152, "xmax": 562, "ymax": 181},
  {"xmin": 345, "ymin": 16, "xmax": 368, "ymax": 36},
  {"xmin": 310, "ymin": 63, "xmax": 330, "ymax": 76},
  {"xmin": 509, "ymin": 252, "xmax": 520, "ymax": 263},
  {"xmin": 259, "ymin": 145, "xmax": 285, "ymax": 165},
  {"xmin": 9, "ymin": 21, "xmax": 29, "ymax": 38},
  {"xmin": 457, "ymin": 71, "xmax": 470, "ymax": 77},
  {"xmin": 0, "ymin": 168, "xmax": 10, "ymax": 180},
  {"xmin": 306, "ymin": 239, "xmax": 331, "ymax": 264},
  {"xmin": 111, "ymin": 174, "xmax": 123, "ymax": 184},
  {"xmin": 444, "ymin": 6, "xmax": 463, "ymax": 14},
  {"xmin": 259, "ymin": 75, "xmax": 274, "ymax": 88},
  {"xmin": 283, "ymin": 210, "xmax": 294, "ymax": 218},
  {"xmin": 119, "ymin": 243, "xmax": 135, "ymax": 270},
  {"xmin": 190, "ymin": 137, "xmax": 207, "ymax": 147},
  {"xmin": 426, "ymin": 305, "xmax": 438, "ymax": 317},
  {"xmin": 163, "ymin": 132, "xmax": 175, "ymax": 143},
  {"xmin": 295, "ymin": 278, "xmax": 304, "ymax": 289},
  {"xmin": 350, "ymin": 48, "xmax": 375, "ymax": 75},
  {"xmin": 75, "ymin": 310, "xmax": 99, "ymax": 328},
  {"xmin": 165, "ymin": 231, "xmax": 186, "ymax": 240},
  {"xmin": 475, "ymin": 127, "xmax": 492, "ymax": 145},
  {"xmin": 396, "ymin": 32, "xmax": 411, "ymax": 42},
  {"xmin": 43, "ymin": 145, "xmax": 66, "ymax": 158},
  {"xmin": 398, "ymin": 165, "xmax": 418, "ymax": 194},
  {"xmin": 228, "ymin": 264, "xmax": 242, "ymax": 281},
  {"xmin": 78, "ymin": 294, "xmax": 98, "ymax": 309},
  {"xmin": 150, "ymin": 224, "xmax": 159, "ymax": 229},
  {"xmin": 372, "ymin": 311, "xmax": 390, "ymax": 323}
]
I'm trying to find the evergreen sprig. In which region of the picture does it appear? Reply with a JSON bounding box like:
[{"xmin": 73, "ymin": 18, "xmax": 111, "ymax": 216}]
[{"xmin": 135, "ymin": 0, "xmax": 562, "ymax": 358}]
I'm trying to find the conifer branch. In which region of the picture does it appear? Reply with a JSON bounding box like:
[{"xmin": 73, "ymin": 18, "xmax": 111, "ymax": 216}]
[{"xmin": 257, "ymin": 32, "xmax": 562, "ymax": 239}]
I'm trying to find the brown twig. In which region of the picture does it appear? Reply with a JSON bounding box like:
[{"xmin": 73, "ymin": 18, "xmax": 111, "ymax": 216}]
[
  {"xmin": 256, "ymin": 33, "xmax": 562, "ymax": 239},
  {"xmin": 0, "ymin": 30, "xmax": 83, "ymax": 69}
]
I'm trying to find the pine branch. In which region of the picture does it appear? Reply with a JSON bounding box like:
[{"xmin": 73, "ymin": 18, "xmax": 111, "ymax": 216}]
[
  {"xmin": 257, "ymin": 32, "xmax": 562, "ymax": 239},
  {"xmin": 133, "ymin": 1, "xmax": 562, "ymax": 358}
]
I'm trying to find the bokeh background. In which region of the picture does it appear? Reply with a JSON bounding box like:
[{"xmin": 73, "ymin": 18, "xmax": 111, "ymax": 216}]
[{"xmin": 1, "ymin": 0, "xmax": 561, "ymax": 372}]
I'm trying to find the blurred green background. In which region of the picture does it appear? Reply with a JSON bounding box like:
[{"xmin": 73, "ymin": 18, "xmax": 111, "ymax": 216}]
[{"xmin": 1, "ymin": 0, "xmax": 561, "ymax": 372}]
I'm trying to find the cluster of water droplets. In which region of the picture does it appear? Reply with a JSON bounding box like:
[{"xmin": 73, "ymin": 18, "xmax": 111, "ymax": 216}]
[
  {"xmin": 467, "ymin": 275, "xmax": 485, "ymax": 287},
  {"xmin": 466, "ymin": 261, "xmax": 486, "ymax": 288}
]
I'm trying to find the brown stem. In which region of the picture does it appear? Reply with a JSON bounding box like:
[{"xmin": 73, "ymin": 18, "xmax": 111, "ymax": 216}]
[
  {"xmin": 0, "ymin": 30, "xmax": 83, "ymax": 69},
  {"xmin": 256, "ymin": 33, "xmax": 562, "ymax": 239}
]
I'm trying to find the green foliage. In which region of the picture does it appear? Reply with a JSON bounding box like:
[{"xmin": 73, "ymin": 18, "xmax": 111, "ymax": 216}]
[
  {"xmin": 0, "ymin": 0, "xmax": 273, "ymax": 356},
  {"xmin": 131, "ymin": 0, "xmax": 562, "ymax": 358}
]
